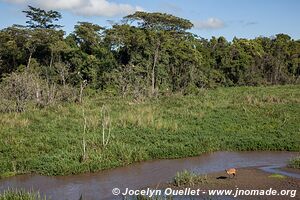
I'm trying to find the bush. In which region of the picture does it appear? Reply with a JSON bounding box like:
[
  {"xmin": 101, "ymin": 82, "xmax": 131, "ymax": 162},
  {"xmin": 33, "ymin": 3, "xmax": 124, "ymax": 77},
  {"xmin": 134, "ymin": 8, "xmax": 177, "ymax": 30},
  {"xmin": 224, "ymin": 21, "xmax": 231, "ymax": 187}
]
[
  {"xmin": 0, "ymin": 71, "xmax": 42, "ymax": 112},
  {"xmin": 288, "ymin": 157, "xmax": 300, "ymax": 169},
  {"xmin": 173, "ymin": 170, "xmax": 207, "ymax": 187},
  {"xmin": 0, "ymin": 70, "xmax": 78, "ymax": 113}
]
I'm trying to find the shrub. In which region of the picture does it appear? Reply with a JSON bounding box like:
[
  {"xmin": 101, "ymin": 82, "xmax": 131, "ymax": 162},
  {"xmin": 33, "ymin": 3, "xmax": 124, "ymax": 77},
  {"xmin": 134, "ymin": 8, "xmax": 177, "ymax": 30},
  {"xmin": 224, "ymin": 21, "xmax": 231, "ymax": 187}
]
[
  {"xmin": 173, "ymin": 170, "xmax": 207, "ymax": 187},
  {"xmin": 288, "ymin": 157, "xmax": 300, "ymax": 169},
  {"xmin": 0, "ymin": 71, "xmax": 42, "ymax": 112},
  {"xmin": 0, "ymin": 70, "xmax": 78, "ymax": 113}
]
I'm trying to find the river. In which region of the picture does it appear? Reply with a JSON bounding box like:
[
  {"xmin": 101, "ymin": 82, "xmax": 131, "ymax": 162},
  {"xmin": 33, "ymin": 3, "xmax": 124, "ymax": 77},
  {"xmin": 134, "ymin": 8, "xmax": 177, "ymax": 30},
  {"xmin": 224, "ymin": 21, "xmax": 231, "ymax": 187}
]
[{"xmin": 0, "ymin": 151, "xmax": 299, "ymax": 200}]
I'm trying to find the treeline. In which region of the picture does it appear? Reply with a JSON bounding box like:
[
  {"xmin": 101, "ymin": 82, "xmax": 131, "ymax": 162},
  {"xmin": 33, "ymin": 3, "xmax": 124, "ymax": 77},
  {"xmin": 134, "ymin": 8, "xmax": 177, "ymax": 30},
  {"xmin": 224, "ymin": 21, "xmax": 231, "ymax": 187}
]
[{"xmin": 0, "ymin": 6, "xmax": 300, "ymax": 109}]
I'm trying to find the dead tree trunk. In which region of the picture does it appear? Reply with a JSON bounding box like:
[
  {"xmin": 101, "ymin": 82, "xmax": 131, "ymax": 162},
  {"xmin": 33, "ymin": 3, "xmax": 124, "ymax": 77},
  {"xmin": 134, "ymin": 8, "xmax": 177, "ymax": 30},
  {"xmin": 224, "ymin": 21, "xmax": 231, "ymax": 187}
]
[
  {"xmin": 79, "ymin": 80, "xmax": 87, "ymax": 104},
  {"xmin": 152, "ymin": 41, "xmax": 160, "ymax": 96},
  {"xmin": 26, "ymin": 51, "xmax": 33, "ymax": 69}
]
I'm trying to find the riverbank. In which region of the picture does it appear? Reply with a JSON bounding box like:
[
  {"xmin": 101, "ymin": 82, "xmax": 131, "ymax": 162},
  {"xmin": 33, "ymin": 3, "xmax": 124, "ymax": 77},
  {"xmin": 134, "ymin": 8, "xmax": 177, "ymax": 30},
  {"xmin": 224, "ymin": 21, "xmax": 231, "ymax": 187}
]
[
  {"xmin": 0, "ymin": 151, "xmax": 299, "ymax": 200},
  {"xmin": 0, "ymin": 167, "xmax": 299, "ymax": 200},
  {"xmin": 159, "ymin": 167, "xmax": 300, "ymax": 200},
  {"xmin": 0, "ymin": 85, "xmax": 300, "ymax": 178}
]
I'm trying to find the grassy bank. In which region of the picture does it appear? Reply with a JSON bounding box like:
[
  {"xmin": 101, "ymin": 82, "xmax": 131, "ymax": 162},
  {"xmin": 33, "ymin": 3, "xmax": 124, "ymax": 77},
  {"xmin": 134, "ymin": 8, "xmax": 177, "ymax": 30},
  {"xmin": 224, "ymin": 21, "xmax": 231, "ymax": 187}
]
[{"xmin": 0, "ymin": 85, "xmax": 299, "ymax": 177}]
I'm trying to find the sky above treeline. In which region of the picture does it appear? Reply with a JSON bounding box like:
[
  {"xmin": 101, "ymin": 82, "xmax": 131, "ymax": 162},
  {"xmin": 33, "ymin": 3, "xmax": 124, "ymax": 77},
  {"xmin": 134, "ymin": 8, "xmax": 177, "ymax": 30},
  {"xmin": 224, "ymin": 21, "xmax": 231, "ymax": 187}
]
[{"xmin": 0, "ymin": 0, "xmax": 299, "ymax": 40}]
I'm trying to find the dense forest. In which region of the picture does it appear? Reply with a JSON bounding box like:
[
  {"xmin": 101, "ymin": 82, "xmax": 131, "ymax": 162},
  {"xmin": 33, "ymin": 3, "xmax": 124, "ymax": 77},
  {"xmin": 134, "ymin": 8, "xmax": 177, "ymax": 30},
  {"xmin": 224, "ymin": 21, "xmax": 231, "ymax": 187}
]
[{"xmin": 0, "ymin": 6, "xmax": 300, "ymax": 111}]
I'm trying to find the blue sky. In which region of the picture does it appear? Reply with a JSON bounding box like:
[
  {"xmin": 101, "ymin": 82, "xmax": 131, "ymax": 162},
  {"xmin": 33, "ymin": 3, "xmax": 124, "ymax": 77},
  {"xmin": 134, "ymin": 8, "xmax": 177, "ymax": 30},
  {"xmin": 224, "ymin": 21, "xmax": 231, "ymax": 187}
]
[{"xmin": 0, "ymin": 0, "xmax": 299, "ymax": 40}]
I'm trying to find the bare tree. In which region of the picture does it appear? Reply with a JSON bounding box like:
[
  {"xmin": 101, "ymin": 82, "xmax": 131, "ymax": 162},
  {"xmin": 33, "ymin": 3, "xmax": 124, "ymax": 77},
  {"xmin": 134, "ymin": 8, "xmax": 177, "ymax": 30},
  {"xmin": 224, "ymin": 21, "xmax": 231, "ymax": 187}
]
[
  {"xmin": 78, "ymin": 80, "xmax": 87, "ymax": 104},
  {"xmin": 101, "ymin": 105, "xmax": 111, "ymax": 147},
  {"xmin": 81, "ymin": 107, "xmax": 88, "ymax": 162}
]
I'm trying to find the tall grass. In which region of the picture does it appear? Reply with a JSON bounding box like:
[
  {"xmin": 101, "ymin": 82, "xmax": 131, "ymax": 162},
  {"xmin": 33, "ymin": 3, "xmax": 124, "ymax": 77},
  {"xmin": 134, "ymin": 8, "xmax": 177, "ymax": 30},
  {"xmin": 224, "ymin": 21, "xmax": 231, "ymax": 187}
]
[
  {"xmin": 0, "ymin": 85, "xmax": 299, "ymax": 177},
  {"xmin": 0, "ymin": 189, "xmax": 45, "ymax": 200}
]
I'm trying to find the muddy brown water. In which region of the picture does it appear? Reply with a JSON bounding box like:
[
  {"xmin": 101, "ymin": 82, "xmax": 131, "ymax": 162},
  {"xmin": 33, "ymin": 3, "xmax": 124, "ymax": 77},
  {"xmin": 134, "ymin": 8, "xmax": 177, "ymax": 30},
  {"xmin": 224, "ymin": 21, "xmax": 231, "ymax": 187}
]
[{"xmin": 0, "ymin": 151, "xmax": 299, "ymax": 200}]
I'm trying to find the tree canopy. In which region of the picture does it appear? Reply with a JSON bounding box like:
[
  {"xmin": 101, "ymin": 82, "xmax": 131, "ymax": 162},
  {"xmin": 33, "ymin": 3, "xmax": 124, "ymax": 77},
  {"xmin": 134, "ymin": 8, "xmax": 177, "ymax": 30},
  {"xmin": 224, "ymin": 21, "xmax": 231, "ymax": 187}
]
[
  {"xmin": 22, "ymin": 5, "xmax": 62, "ymax": 29},
  {"xmin": 124, "ymin": 11, "xmax": 193, "ymax": 32}
]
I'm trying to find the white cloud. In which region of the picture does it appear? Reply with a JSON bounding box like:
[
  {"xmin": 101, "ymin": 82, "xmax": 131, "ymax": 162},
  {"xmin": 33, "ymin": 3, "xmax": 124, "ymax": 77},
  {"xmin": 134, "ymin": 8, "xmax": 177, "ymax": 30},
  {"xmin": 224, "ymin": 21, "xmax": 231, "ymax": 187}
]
[
  {"xmin": 3, "ymin": 0, "xmax": 25, "ymax": 3},
  {"xmin": 193, "ymin": 18, "xmax": 225, "ymax": 30},
  {"xmin": 1, "ymin": 0, "xmax": 143, "ymax": 17}
]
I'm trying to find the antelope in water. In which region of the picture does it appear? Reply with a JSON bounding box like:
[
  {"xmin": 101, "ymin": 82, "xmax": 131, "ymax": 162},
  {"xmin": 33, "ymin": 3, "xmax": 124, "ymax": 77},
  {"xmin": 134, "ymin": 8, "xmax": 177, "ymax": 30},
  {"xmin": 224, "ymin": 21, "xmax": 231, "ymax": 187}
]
[{"xmin": 225, "ymin": 168, "xmax": 237, "ymax": 178}]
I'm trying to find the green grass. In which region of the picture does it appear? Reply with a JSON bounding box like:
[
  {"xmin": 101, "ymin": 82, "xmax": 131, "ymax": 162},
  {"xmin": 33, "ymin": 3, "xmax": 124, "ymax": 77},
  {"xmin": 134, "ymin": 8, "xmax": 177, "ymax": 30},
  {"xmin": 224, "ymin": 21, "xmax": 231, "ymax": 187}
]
[
  {"xmin": 0, "ymin": 189, "xmax": 45, "ymax": 200},
  {"xmin": 268, "ymin": 174, "xmax": 286, "ymax": 179},
  {"xmin": 0, "ymin": 85, "xmax": 299, "ymax": 177},
  {"xmin": 288, "ymin": 157, "xmax": 300, "ymax": 169}
]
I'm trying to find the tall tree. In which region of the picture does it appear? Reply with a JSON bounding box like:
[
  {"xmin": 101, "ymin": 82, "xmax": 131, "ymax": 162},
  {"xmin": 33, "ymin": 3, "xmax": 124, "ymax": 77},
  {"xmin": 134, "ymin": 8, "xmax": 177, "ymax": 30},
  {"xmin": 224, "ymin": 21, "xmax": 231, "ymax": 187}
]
[
  {"xmin": 72, "ymin": 22, "xmax": 115, "ymax": 89},
  {"xmin": 124, "ymin": 12, "xmax": 193, "ymax": 95},
  {"xmin": 23, "ymin": 5, "xmax": 62, "ymax": 29},
  {"xmin": 124, "ymin": 11, "xmax": 193, "ymax": 32}
]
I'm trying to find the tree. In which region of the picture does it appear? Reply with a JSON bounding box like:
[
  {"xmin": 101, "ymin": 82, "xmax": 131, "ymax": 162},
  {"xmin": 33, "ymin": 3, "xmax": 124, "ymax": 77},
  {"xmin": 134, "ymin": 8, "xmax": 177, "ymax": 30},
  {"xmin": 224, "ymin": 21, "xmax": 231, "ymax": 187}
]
[
  {"xmin": 124, "ymin": 11, "xmax": 193, "ymax": 32},
  {"xmin": 72, "ymin": 22, "xmax": 116, "ymax": 89},
  {"xmin": 74, "ymin": 22, "xmax": 104, "ymax": 54},
  {"xmin": 271, "ymin": 34, "xmax": 292, "ymax": 84},
  {"xmin": 0, "ymin": 26, "xmax": 28, "ymax": 77},
  {"xmin": 23, "ymin": 5, "xmax": 62, "ymax": 29},
  {"xmin": 124, "ymin": 12, "xmax": 194, "ymax": 95},
  {"xmin": 106, "ymin": 24, "xmax": 149, "ymax": 95}
]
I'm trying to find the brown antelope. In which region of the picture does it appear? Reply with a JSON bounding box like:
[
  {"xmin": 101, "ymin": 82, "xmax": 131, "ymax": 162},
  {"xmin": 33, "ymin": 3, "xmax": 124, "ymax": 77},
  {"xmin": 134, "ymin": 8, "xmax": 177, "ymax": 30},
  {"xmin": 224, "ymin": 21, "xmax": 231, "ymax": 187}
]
[{"xmin": 225, "ymin": 168, "xmax": 237, "ymax": 178}]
